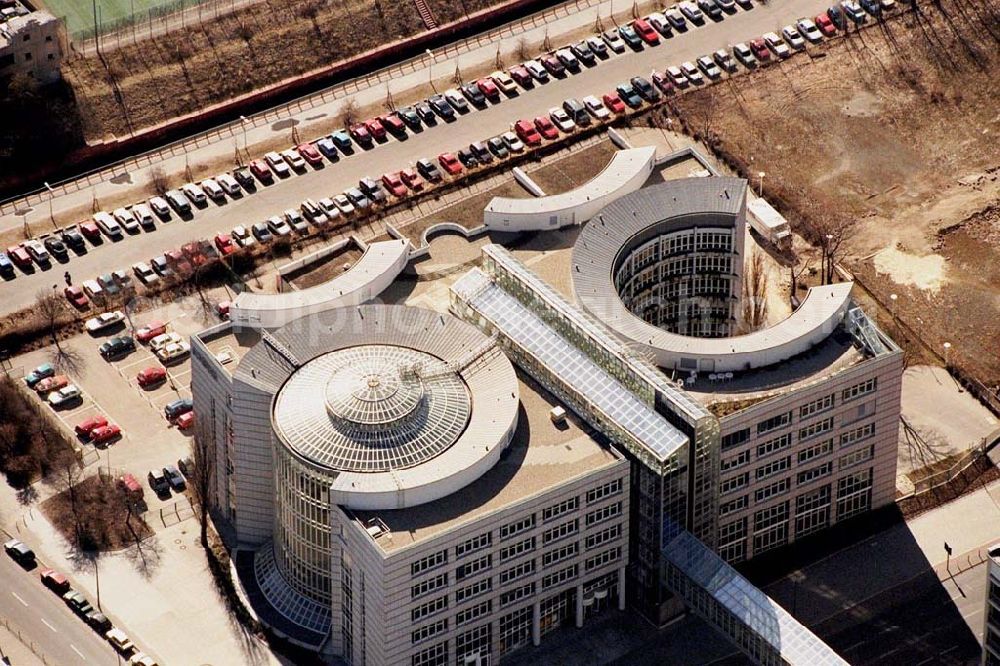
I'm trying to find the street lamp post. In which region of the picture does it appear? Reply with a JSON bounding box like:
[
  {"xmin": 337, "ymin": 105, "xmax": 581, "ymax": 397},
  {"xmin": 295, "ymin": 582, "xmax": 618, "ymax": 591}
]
[
  {"xmin": 757, "ymin": 171, "xmax": 765, "ymax": 196},
  {"xmin": 889, "ymin": 293, "xmax": 897, "ymax": 320},
  {"xmin": 426, "ymin": 49, "xmax": 434, "ymax": 89},
  {"xmin": 943, "ymin": 341, "xmax": 951, "ymax": 368},
  {"xmin": 240, "ymin": 115, "xmax": 249, "ymax": 158},
  {"xmin": 45, "ymin": 182, "xmax": 56, "ymax": 229}
]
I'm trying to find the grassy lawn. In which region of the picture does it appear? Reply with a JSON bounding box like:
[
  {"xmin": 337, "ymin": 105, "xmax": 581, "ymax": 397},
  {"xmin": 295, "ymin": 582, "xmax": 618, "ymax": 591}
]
[{"xmin": 40, "ymin": 0, "xmax": 207, "ymax": 37}]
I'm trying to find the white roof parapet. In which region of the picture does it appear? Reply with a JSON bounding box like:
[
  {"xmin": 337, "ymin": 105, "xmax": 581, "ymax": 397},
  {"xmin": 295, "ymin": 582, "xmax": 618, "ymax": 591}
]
[
  {"xmin": 483, "ymin": 146, "xmax": 656, "ymax": 231},
  {"xmin": 230, "ymin": 239, "xmax": 409, "ymax": 330}
]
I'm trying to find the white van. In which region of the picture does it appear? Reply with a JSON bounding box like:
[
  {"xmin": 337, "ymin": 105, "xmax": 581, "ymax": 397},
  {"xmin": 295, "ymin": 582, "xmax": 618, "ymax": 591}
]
[{"xmin": 93, "ymin": 212, "xmax": 123, "ymax": 239}]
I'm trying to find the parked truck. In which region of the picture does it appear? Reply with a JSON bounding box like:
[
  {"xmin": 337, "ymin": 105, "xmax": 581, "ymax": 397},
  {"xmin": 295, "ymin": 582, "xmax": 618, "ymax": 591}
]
[{"xmin": 746, "ymin": 195, "xmax": 792, "ymax": 251}]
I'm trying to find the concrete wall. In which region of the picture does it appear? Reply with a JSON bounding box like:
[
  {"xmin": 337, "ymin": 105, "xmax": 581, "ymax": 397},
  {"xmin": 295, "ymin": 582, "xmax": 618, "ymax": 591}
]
[{"xmin": 0, "ymin": 11, "xmax": 63, "ymax": 84}]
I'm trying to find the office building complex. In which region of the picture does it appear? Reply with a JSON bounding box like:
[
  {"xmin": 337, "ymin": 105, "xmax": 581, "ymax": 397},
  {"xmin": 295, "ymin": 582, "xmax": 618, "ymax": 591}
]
[
  {"xmin": 191, "ymin": 176, "xmax": 899, "ymax": 665},
  {"xmin": 984, "ymin": 544, "xmax": 1000, "ymax": 665}
]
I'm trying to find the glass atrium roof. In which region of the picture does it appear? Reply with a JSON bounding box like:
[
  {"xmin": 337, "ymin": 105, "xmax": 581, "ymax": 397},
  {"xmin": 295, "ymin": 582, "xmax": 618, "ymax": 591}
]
[
  {"xmin": 664, "ymin": 531, "xmax": 849, "ymax": 666},
  {"xmin": 273, "ymin": 345, "xmax": 471, "ymax": 472}
]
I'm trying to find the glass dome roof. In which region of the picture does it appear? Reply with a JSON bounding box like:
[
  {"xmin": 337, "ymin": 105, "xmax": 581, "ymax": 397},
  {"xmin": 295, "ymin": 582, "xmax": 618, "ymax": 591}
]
[{"xmin": 273, "ymin": 345, "xmax": 471, "ymax": 473}]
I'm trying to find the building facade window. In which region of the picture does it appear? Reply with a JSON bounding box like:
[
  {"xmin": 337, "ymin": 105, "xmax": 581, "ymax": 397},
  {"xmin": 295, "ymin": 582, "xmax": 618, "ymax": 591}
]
[
  {"xmin": 840, "ymin": 422, "xmax": 876, "ymax": 448},
  {"xmin": 541, "ymin": 564, "xmax": 578, "ymax": 590},
  {"xmin": 411, "ymin": 619, "xmax": 448, "ymax": 645},
  {"xmin": 412, "ymin": 573, "xmax": 448, "ymax": 599},
  {"xmin": 721, "ymin": 449, "xmax": 750, "ymax": 472},
  {"xmin": 842, "ymin": 378, "xmax": 877, "ymax": 402},
  {"xmin": 456, "ymin": 601, "xmax": 491, "ymax": 627},
  {"xmin": 500, "ymin": 515, "xmax": 536, "ymax": 540},
  {"xmin": 499, "ymin": 537, "xmax": 535, "ymax": 563},
  {"xmin": 457, "ymin": 554, "xmax": 492, "ymax": 580},
  {"xmin": 836, "ymin": 468, "xmax": 873, "ymax": 520},
  {"xmin": 753, "ymin": 501, "xmax": 789, "ymax": 555},
  {"xmin": 543, "ymin": 518, "xmax": 579, "ymax": 545},
  {"xmin": 755, "ymin": 455, "xmax": 791, "ymax": 480},
  {"xmin": 456, "ymin": 533, "xmax": 492, "ymax": 558},
  {"xmin": 585, "ymin": 524, "xmax": 621, "ymax": 550},
  {"xmin": 498, "ymin": 607, "xmax": 533, "ymax": 657},
  {"xmin": 799, "ymin": 417, "xmax": 834, "ymax": 442},
  {"xmin": 543, "ymin": 497, "xmax": 580, "ymax": 522},
  {"xmin": 542, "ymin": 542, "xmax": 578, "ymax": 567},
  {"xmin": 412, "ymin": 640, "xmax": 448, "ymax": 666},
  {"xmin": 798, "ymin": 439, "xmax": 834, "ymax": 465},
  {"xmin": 586, "ymin": 479, "xmax": 623, "ymax": 504},
  {"xmin": 412, "ymin": 595, "xmax": 449, "ymax": 622},
  {"xmin": 455, "ymin": 623, "xmax": 491, "ymax": 665},
  {"xmin": 455, "ymin": 578, "xmax": 492, "ymax": 603},
  {"xmin": 585, "ymin": 546, "xmax": 621, "ymax": 571},
  {"xmin": 757, "ymin": 412, "xmax": 792, "ymax": 435},
  {"xmin": 795, "ymin": 485, "xmax": 831, "ymax": 538},
  {"xmin": 719, "ymin": 495, "xmax": 748, "ymax": 517},
  {"xmin": 797, "ymin": 461, "xmax": 833, "ymax": 486},
  {"xmin": 499, "ymin": 582, "xmax": 535, "ymax": 607},
  {"xmin": 754, "ymin": 478, "xmax": 790, "ymax": 504},
  {"xmin": 718, "ymin": 517, "xmax": 747, "ymax": 563},
  {"xmin": 721, "ymin": 428, "xmax": 751, "ymax": 451},
  {"xmin": 756, "ymin": 433, "xmax": 792, "ymax": 460},
  {"xmin": 799, "ymin": 393, "xmax": 835, "ymax": 419},
  {"xmin": 585, "ymin": 502, "xmax": 621, "ymax": 527},
  {"xmin": 499, "ymin": 559, "xmax": 535, "ymax": 586},
  {"xmin": 720, "ymin": 472, "xmax": 749, "ymax": 496},
  {"xmin": 412, "ymin": 550, "xmax": 448, "ymax": 577},
  {"xmin": 839, "ymin": 445, "xmax": 875, "ymax": 470}
]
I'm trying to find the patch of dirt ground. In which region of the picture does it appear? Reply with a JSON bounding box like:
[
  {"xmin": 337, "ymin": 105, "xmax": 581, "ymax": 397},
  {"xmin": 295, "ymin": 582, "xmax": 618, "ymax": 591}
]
[{"xmin": 672, "ymin": 0, "xmax": 1000, "ymax": 385}]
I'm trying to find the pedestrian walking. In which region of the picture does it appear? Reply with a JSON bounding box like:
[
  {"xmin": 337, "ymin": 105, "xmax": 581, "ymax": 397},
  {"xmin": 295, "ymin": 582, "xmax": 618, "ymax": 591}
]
[{"xmin": 64, "ymin": 271, "xmax": 71, "ymax": 286}]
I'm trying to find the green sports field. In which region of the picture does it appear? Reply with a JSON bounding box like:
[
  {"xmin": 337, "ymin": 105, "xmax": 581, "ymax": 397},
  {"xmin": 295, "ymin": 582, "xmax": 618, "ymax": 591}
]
[{"xmin": 38, "ymin": 0, "xmax": 209, "ymax": 38}]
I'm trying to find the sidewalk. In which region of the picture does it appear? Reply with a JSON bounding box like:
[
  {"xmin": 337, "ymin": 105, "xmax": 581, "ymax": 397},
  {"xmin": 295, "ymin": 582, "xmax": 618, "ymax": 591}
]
[{"xmin": 0, "ymin": 620, "xmax": 49, "ymax": 666}]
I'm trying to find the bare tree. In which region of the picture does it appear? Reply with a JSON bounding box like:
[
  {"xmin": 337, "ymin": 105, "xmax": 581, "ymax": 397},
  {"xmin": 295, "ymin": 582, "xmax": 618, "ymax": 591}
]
[
  {"xmin": 815, "ymin": 215, "xmax": 858, "ymax": 285},
  {"xmin": 515, "ymin": 36, "xmax": 531, "ymax": 61},
  {"xmin": 190, "ymin": 419, "xmax": 216, "ymax": 549},
  {"xmin": 789, "ymin": 255, "xmax": 811, "ymax": 301},
  {"xmin": 740, "ymin": 248, "xmax": 769, "ymax": 332},
  {"xmin": 35, "ymin": 288, "xmax": 66, "ymax": 353},
  {"xmin": 337, "ymin": 98, "xmax": 359, "ymax": 128},
  {"xmin": 57, "ymin": 457, "xmax": 85, "ymax": 548},
  {"xmin": 149, "ymin": 166, "xmax": 169, "ymax": 196}
]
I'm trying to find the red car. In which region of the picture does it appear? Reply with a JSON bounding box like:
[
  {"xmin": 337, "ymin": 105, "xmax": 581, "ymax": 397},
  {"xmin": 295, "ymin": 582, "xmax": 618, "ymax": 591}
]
[
  {"xmin": 400, "ymin": 168, "xmax": 424, "ymax": 191},
  {"xmin": 91, "ymin": 424, "xmax": 121, "ymax": 445},
  {"xmin": 533, "ymin": 116, "xmax": 559, "ymax": 140},
  {"xmin": 296, "ymin": 143, "xmax": 323, "ymax": 166},
  {"xmin": 7, "ymin": 246, "xmax": 30, "ymax": 268},
  {"xmin": 364, "ymin": 118, "xmax": 386, "ymax": 141},
  {"xmin": 214, "ymin": 233, "xmax": 236, "ymax": 256},
  {"xmin": 349, "ymin": 123, "xmax": 372, "ymax": 145},
  {"xmin": 75, "ymin": 415, "xmax": 108, "ymax": 438},
  {"xmin": 137, "ymin": 366, "xmax": 167, "ymax": 388},
  {"xmin": 603, "ymin": 93, "xmax": 626, "ymax": 114},
  {"xmin": 249, "ymin": 159, "xmax": 273, "ymax": 183},
  {"xmin": 64, "ymin": 285, "xmax": 88, "ymax": 309},
  {"xmin": 438, "ymin": 152, "xmax": 463, "ymax": 176},
  {"xmin": 181, "ymin": 242, "xmax": 206, "ymax": 267},
  {"xmin": 509, "ymin": 65, "xmax": 532, "ymax": 86},
  {"xmin": 477, "ymin": 78, "xmax": 500, "ymax": 100},
  {"xmin": 136, "ymin": 321, "xmax": 167, "ymax": 343},
  {"xmin": 216, "ymin": 301, "xmax": 231, "ymax": 319},
  {"xmin": 514, "ymin": 119, "xmax": 543, "ymax": 147},
  {"xmin": 379, "ymin": 114, "xmax": 406, "ymax": 135},
  {"xmin": 750, "ymin": 38, "xmax": 771, "ymax": 61},
  {"xmin": 176, "ymin": 411, "xmax": 195, "ymax": 431},
  {"xmin": 36, "ymin": 375, "xmax": 68, "ymax": 393},
  {"xmin": 633, "ymin": 18, "xmax": 660, "ymax": 45},
  {"xmin": 40, "ymin": 569, "xmax": 70, "ymax": 593},
  {"xmin": 165, "ymin": 249, "xmax": 193, "ymax": 275},
  {"xmin": 651, "ymin": 70, "xmax": 674, "ymax": 94},
  {"xmin": 79, "ymin": 221, "xmax": 101, "ymax": 240},
  {"xmin": 381, "ymin": 172, "xmax": 407, "ymax": 197},
  {"xmin": 815, "ymin": 13, "xmax": 837, "ymax": 35}
]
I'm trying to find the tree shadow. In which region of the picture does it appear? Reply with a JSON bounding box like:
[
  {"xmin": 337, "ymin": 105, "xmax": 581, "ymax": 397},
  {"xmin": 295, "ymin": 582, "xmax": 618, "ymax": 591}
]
[
  {"xmin": 121, "ymin": 532, "xmax": 164, "ymax": 580},
  {"xmin": 48, "ymin": 345, "xmax": 87, "ymax": 376},
  {"xmin": 16, "ymin": 485, "xmax": 38, "ymax": 506}
]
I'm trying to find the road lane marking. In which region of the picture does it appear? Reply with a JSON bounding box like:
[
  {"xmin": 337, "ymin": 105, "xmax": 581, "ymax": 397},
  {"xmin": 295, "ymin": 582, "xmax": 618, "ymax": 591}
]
[
  {"xmin": 11, "ymin": 591, "xmax": 28, "ymax": 606},
  {"xmin": 41, "ymin": 617, "xmax": 56, "ymax": 631},
  {"xmin": 71, "ymin": 644, "xmax": 85, "ymax": 660}
]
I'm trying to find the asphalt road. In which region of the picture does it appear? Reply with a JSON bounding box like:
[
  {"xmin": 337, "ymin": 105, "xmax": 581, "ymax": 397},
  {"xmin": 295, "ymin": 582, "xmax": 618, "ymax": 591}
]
[
  {"xmin": 0, "ymin": 548, "xmax": 121, "ymax": 665},
  {"xmin": 0, "ymin": 0, "xmax": 841, "ymax": 315}
]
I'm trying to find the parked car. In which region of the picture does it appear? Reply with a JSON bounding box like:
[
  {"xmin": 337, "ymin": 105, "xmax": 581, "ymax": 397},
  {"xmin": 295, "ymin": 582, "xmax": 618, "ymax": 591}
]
[
  {"xmin": 815, "ymin": 13, "xmax": 837, "ymax": 35},
  {"xmin": 570, "ymin": 41, "xmax": 596, "ymax": 65},
  {"xmin": 763, "ymin": 31, "xmax": 792, "ymax": 58},
  {"xmin": 651, "ymin": 70, "xmax": 674, "ymax": 94},
  {"xmin": 63, "ymin": 590, "xmax": 94, "ymax": 616},
  {"xmin": 416, "ymin": 158, "xmax": 443, "ymax": 182},
  {"xmin": 680, "ymin": 61, "xmax": 705, "ymax": 85},
  {"xmin": 232, "ymin": 225, "xmax": 255, "ymax": 247},
  {"xmin": 399, "ymin": 168, "xmax": 425, "ymax": 191},
  {"xmin": 132, "ymin": 262, "xmax": 159, "ymax": 286},
  {"xmin": 501, "ymin": 131, "xmax": 525, "ymax": 153},
  {"xmin": 112, "ymin": 208, "xmax": 140, "ymax": 234},
  {"xmin": 248, "ymin": 160, "xmax": 273, "ymax": 183},
  {"xmin": 514, "ymin": 119, "xmax": 543, "ymax": 147},
  {"xmin": 427, "ymin": 95, "xmax": 456, "ymax": 120},
  {"xmin": 137, "ymin": 366, "xmax": 167, "ymax": 388},
  {"xmin": 99, "ymin": 336, "xmax": 136, "ymax": 360},
  {"xmin": 4, "ymin": 539, "xmax": 35, "ymax": 567},
  {"xmin": 749, "ymin": 37, "xmax": 771, "ymax": 62},
  {"xmin": 630, "ymin": 75, "xmax": 660, "ymax": 102},
  {"xmin": 251, "ymin": 222, "xmax": 273, "ymax": 243},
  {"xmin": 534, "ymin": 115, "xmax": 559, "ymax": 140},
  {"xmin": 65, "ymin": 285, "xmax": 88, "ymax": 309},
  {"xmin": 555, "ymin": 47, "xmax": 580, "ymax": 70},
  {"xmin": 549, "ymin": 106, "xmax": 576, "ymax": 132},
  {"xmin": 797, "ymin": 17, "xmax": 824, "ymax": 42},
  {"xmin": 147, "ymin": 469, "xmax": 170, "ymax": 495},
  {"xmin": 61, "ymin": 226, "xmax": 86, "ymax": 250},
  {"xmin": 24, "ymin": 363, "xmax": 55, "ymax": 388},
  {"xmin": 713, "ymin": 49, "xmax": 738, "ymax": 73},
  {"xmin": 647, "ymin": 12, "xmax": 672, "ymax": 36},
  {"xmin": 490, "ymin": 70, "xmax": 518, "ymax": 95},
  {"xmin": 331, "ymin": 130, "xmax": 354, "ymax": 152},
  {"xmin": 75, "ymin": 415, "xmax": 108, "ymax": 438},
  {"xmin": 697, "ymin": 0, "xmax": 723, "ymax": 20},
  {"xmin": 93, "ymin": 212, "xmax": 124, "ymax": 239},
  {"xmin": 164, "ymin": 190, "xmax": 192, "ymax": 214},
  {"xmin": 540, "ymin": 53, "xmax": 565, "ymax": 76},
  {"xmin": 157, "ymin": 342, "xmax": 190, "ymax": 364},
  {"xmin": 40, "ymin": 568, "xmax": 71, "ymax": 593},
  {"xmin": 180, "ymin": 183, "xmax": 207, "ymax": 206},
  {"xmin": 200, "ymin": 178, "xmax": 225, "ymax": 201},
  {"xmin": 782, "ymin": 25, "xmax": 806, "ymax": 49},
  {"xmin": 476, "ymin": 77, "xmax": 500, "ymax": 101},
  {"xmin": 487, "ymin": 137, "xmax": 509, "ymax": 159},
  {"xmin": 87, "ymin": 612, "xmax": 113, "ymax": 634},
  {"xmin": 417, "ymin": 101, "xmax": 438, "ymax": 124},
  {"xmin": 316, "ymin": 136, "xmax": 339, "ymax": 160},
  {"xmin": 586, "ymin": 35, "xmax": 608, "ymax": 58},
  {"xmin": 469, "ymin": 141, "xmax": 493, "ymax": 164},
  {"xmin": 697, "ymin": 55, "xmax": 723, "ymax": 80},
  {"xmin": 217, "ymin": 173, "xmax": 242, "ymax": 195},
  {"xmin": 582, "ymin": 95, "xmax": 611, "ymax": 120},
  {"xmin": 264, "ymin": 151, "xmax": 291, "ymax": 177},
  {"xmin": 508, "ymin": 64, "xmax": 533, "ymax": 87},
  {"xmin": 48, "ymin": 385, "xmax": 82, "ymax": 408},
  {"xmin": 296, "ymin": 143, "xmax": 324, "ymax": 166},
  {"xmin": 301, "ymin": 199, "xmax": 329, "ymax": 226},
  {"xmin": 117, "ymin": 473, "xmax": 144, "ymax": 503},
  {"xmin": 444, "ymin": 88, "xmax": 470, "ymax": 113},
  {"xmin": 397, "ymin": 106, "xmax": 422, "ymax": 129},
  {"xmin": 164, "ymin": 398, "xmax": 193, "ymax": 421},
  {"xmin": 344, "ymin": 187, "xmax": 370, "ymax": 210},
  {"xmin": 733, "ymin": 42, "xmax": 757, "ymax": 67},
  {"xmin": 148, "ymin": 196, "xmax": 171, "ymax": 217},
  {"xmin": 91, "ymin": 424, "xmax": 122, "ymax": 446},
  {"xmin": 438, "ymin": 152, "xmax": 463, "ymax": 175},
  {"xmin": 85, "ymin": 311, "xmax": 125, "ymax": 333},
  {"xmin": 457, "ymin": 148, "xmax": 479, "ymax": 169},
  {"xmin": 332, "ymin": 194, "xmax": 356, "ymax": 215},
  {"xmin": 363, "ymin": 117, "xmax": 387, "ymax": 141},
  {"xmin": 163, "ymin": 465, "xmax": 186, "ymax": 491},
  {"xmin": 678, "ymin": 0, "xmax": 705, "ymax": 22},
  {"xmin": 602, "ymin": 29, "xmax": 626, "ymax": 53},
  {"xmin": 359, "ymin": 177, "xmax": 387, "ymax": 204},
  {"xmin": 665, "ymin": 5, "xmax": 687, "ymax": 28},
  {"xmin": 106, "ymin": 628, "xmax": 135, "ymax": 655},
  {"xmin": 618, "ymin": 24, "xmax": 643, "ymax": 49},
  {"xmin": 35, "ymin": 374, "xmax": 68, "ymax": 394},
  {"xmin": 615, "ymin": 83, "xmax": 644, "ymax": 108},
  {"xmin": 381, "ymin": 172, "xmax": 407, "ymax": 197},
  {"xmin": 603, "ymin": 92, "xmax": 626, "ymax": 114},
  {"xmin": 632, "ymin": 18, "xmax": 660, "ymax": 45},
  {"xmin": 523, "ymin": 59, "xmax": 550, "ymax": 81},
  {"xmin": 136, "ymin": 320, "xmax": 167, "ymax": 343},
  {"xmin": 42, "ymin": 236, "xmax": 67, "ymax": 261},
  {"xmin": 266, "ymin": 216, "xmax": 292, "ymax": 237},
  {"xmin": 149, "ymin": 332, "xmax": 182, "ymax": 352}
]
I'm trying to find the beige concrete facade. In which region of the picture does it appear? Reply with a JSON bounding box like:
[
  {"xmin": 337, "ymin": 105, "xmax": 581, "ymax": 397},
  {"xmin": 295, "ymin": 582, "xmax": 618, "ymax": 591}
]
[{"xmin": 0, "ymin": 8, "xmax": 63, "ymax": 84}]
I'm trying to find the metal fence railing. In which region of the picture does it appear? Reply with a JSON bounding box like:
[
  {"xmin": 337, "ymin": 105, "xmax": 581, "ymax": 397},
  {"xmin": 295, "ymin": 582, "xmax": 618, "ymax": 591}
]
[{"xmin": 0, "ymin": 615, "xmax": 56, "ymax": 665}]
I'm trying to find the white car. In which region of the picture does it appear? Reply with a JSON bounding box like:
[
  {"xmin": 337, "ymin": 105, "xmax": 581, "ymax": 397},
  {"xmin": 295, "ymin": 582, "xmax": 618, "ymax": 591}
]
[
  {"xmin": 264, "ymin": 152, "xmax": 291, "ymax": 177},
  {"xmin": 149, "ymin": 332, "xmax": 183, "ymax": 352},
  {"xmin": 280, "ymin": 149, "xmax": 307, "ymax": 171},
  {"xmin": 764, "ymin": 32, "xmax": 792, "ymax": 58},
  {"xmin": 301, "ymin": 199, "xmax": 329, "ymax": 226},
  {"xmin": 112, "ymin": 208, "xmax": 140, "ymax": 234},
  {"xmin": 501, "ymin": 131, "xmax": 525, "ymax": 153},
  {"xmin": 548, "ymin": 107, "xmax": 576, "ymax": 132},
  {"xmin": 85, "ymin": 311, "xmax": 125, "ymax": 332},
  {"xmin": 490, "ymin": 70, "xmax": 518, "ymax": 95},
  {"xmin": 647, "ymin": 12, "xmax": 671, "ymax": 34},
  {"xmin": 284, "ymin": 209, "xmax": 308, "ymax": 234},
  {"xmin": 22, "ymin": 239, "xmax": 49, "ymax": 264},
  {"xmin": 444, "ymin": 88, "xmax": 467, "ymax": 111},
  {"xmin": 680, "ymin": 61, "xmax": 705, "ymax": 85},
  {"xmin": 217, "ymin": 173, "xmax": 241, "ymax": 195},
  {"xmin": 181, "ymin": 183, "xmax": 207, "ymax": 205},
  {"xmin": 582, "ymin": 95, "xmax": 610, "ymax": 120},
  {"xmin": 782, "ymin": 25, "xmax": 806, "ymax": 49},
  {"xmin": 586, "ymin": 35, "xmax": 607, "ymax": 56},
  {"xmin": 602, "ymin": 29, "xmax": 626, "ymax": 53},
  {"xmin": 664, "ymin": 6, "xmax": 687, "ymax": 29},
  {"xmin": 796, "ymin": 18, "xmax": 823, "ymax": 42},
  {"xmin": 48, "ymin": 385, "xmax": 81, "ymax": 408},
  {"xmin": 523, "ymin": 59, "xmax": 550, "ymax": 81},
  {"xmin": 132, "ymin": 262, "xmax": 159, "ymax": 285},
  {"xmin": 157, "ymin": 341, "xmax": 190, "ymax": 363},
  {"xmin": 733, "ymin": 43, "xmax": 757, "ymax": 68},
  {"xmin": 267, "ymin": 216, "xmax": 292, "ymax": 237},
  {"xmin": 232, "ymin": 225, "xmax": 255, "ymax": 247},
  {"xmin": 128, "ymin": 653, "xmax": 158, "ymax": 666},
  {"xmin": 333, "ymin": 194, "xmax": 355, "ymax": 215},
  {"xmin": 200, "ymin": 178, "xmax": 225, "ymax": 201},
  {"xmin": 555, "ymin": 48, "xmax": 579, "ymax": 70},
  {"xmin": 317, "ymin": 198, "xmax": 341, "ymax": 222},
  {"xmin": 130, "ymin": 203, "xmax": 154, "ymax": 227},
  {"xmin": 666, "ymin": 65, "xmax": 689, "ymax": 88},
  {"xmin": 148, "ymin": 196, "xmax": 170, "ymax": 217},
  {"xmin": 678, "ymin": 1, "xmax": 704, "ymax": 22},
  {"xmin": 697, "ymin": 55, "xmax": 723, "ymax": 80}
]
